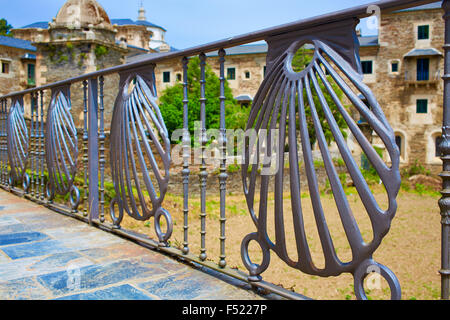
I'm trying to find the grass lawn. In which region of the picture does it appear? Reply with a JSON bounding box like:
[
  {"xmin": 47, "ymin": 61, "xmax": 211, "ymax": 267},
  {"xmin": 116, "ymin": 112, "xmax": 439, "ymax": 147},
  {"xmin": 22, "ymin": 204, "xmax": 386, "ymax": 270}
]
[{"xmin": 113, "ymin": 184, "xmax": 442, "ymax": 300}]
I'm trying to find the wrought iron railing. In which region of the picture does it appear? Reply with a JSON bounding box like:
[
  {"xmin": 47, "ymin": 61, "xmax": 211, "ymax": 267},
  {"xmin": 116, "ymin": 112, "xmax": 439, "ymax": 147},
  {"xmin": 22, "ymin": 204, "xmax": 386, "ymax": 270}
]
[
  {"xmin": 0, "ymin": 0, "xmax": 448, "ymax": 300},
  {"xmin": 404, "ymin": 69, "xmax": 441, "ymax": 83}
]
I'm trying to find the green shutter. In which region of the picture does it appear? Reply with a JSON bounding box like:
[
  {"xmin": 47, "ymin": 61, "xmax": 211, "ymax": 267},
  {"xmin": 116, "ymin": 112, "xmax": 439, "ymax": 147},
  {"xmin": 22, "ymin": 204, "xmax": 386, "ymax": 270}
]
[
  {"xmin": 227, "ymin": 68, "xmax": 236, "ymax": 80},
  {"xmin": 416, "ymin": 99, "xmax": 428, "ymax": 114},
  {"xmin": 418, "ymin": 25, "xmax": 429, "ymax": 40}
]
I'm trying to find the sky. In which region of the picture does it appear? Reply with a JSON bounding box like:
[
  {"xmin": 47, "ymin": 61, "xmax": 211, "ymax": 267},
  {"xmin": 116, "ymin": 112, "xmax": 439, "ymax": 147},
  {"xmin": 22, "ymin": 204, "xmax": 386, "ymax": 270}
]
[{"xmin": 0, "ymin": 0, "xmax": 378, "ymax": 49}]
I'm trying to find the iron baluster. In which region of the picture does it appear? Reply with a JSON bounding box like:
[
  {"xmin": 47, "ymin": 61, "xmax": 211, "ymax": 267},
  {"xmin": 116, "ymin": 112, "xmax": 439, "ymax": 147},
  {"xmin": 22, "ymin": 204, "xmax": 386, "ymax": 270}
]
[
  {"xmin": 88, "ymin": 78, "xmax": 99, "ymax": 224},
  {"xmin": 0, "ymin": 99, "xmax": 4, "ymax": 186},
  {"xmin": 33, "ymin": 93, "xmax": 38, "ymax": 196},
  {"xmin": 3, "ymin": 98, "xmax": 6, "ymax": 187},
  {"xmin": 440, "ymin": 0, "xmax": 450, "ymax": 301},
  {"xmin": 199, "ymin": 52, "xmax": 208, "ymax": 262},
  {"xmin": 99, "ymin": 76, "xmax": 106, "ymax": 223},
  {"xmin": 82, "ymin": 80, "xmax": 88, "ymax": 217},
  {"xmin": 30, "ymin": 92, "xmax": 35, "ymax": 198},
  {"xmin": 39, "ymin": 91, "xmax": 45, "ymax": 200},
  {"xmin": 182, "ymin": 56, "xmax": 190, "ymax": 255},
  {"xmin": 218, "ymin": 48, "xmax": 228, "ymax": 269}
]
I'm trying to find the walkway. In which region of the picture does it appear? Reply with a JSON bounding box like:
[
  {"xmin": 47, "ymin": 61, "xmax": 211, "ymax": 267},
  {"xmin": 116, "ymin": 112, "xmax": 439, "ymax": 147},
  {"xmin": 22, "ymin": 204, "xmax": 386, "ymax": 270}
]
[{"xmin": 0, "ymin": 190, "xmax": 263, "ymax": 300}]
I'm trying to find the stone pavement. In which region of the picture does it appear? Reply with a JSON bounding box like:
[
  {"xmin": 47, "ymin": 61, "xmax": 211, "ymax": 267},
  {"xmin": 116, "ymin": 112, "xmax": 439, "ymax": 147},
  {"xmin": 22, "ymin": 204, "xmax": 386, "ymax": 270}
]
[{"xmin": 0, "ymin": 190, "xmax": 263, "ymax": 300}]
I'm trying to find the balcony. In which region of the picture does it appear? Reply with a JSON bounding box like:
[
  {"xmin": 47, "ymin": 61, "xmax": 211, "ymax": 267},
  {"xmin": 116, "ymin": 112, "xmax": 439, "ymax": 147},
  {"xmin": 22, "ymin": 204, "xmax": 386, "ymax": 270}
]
[{"xmin": 404, "ymin": 69, "xmax": 441, "ymax": 87}]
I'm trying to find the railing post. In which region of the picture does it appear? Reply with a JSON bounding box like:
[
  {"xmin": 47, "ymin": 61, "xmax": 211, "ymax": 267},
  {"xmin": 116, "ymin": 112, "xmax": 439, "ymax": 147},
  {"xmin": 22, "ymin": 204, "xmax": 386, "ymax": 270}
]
[
  {"xmin": 88, "ymin": 78, "xmax": 99, "ymax": 224},
  {"xmin": 440, "ymin": 0, "xmax": 450, "ymax": 301},
  {"xmin": 182, "ymin": 56, "xmax": 190, "ymax": 255},
  {"xmin": 199, "ymin": 52, "xmax": 208, "ymax": 262}
]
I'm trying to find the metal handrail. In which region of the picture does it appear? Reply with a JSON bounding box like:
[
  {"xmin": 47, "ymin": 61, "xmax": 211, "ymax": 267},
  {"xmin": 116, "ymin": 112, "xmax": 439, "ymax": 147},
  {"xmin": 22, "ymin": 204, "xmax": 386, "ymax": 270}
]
[{"xmin": 0, "ymin": 0, "xmax": 448, "ymax": 301}]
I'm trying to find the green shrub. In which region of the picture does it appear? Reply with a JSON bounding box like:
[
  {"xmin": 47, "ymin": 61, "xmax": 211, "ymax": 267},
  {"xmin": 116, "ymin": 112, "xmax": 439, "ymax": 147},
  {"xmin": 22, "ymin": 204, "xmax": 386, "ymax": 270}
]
[
  {"xmin": 403, "ymin": 160, "xmax": 431, "ymax": 178},
  {"xmin": 95, "ymin": 45, "xmax": 109, "ymax": 59}
]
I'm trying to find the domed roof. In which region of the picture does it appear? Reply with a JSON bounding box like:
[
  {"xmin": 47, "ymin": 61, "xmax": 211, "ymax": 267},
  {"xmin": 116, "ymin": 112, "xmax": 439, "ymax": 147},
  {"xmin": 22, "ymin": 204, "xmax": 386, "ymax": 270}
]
[{"xmin": 54, "ymin": 0, "xmax": 113, "ymax": 30}]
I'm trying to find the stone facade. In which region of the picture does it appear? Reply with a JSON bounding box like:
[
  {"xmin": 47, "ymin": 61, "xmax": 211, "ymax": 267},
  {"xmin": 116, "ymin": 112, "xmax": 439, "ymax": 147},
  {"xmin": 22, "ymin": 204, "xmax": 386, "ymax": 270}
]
[
  {"xmin": 1, "ymin": 2, "xmax": 446, "ymax": 172},
  {"xmin": 1, "ymin": 0, "xmax": 170, "ymax": 128},
  {"xmin": 148, "ymin": 5, "xmax": 445, "ymax": 172},
  {"xmin": 365, "ymin": 6, "xmax": 444, "ymax": 172},
  {"xmin": 0, "ymin": 45, "xmax": 35, "ymax": 96}
]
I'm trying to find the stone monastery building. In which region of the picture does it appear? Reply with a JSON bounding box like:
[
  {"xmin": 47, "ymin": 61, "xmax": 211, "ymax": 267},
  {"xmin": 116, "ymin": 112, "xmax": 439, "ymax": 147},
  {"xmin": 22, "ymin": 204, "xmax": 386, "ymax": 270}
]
[{"xmin": 0, "ymin": 0, "xmax": 446, "ymax": 171}]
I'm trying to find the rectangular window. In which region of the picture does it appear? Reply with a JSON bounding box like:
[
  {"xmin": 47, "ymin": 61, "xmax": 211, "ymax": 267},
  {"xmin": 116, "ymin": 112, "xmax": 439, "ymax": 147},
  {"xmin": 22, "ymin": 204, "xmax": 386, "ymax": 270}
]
[
  {"xmin": 227, "ymin": 67, "xmax": 236, "ymax": 80},
  {"xmin": 1, "ymin": 61, "xmax": 10, "ymax": 74},
  {"xmin": 245, "ymin": 71, "xmax": 251, "ymax": 79},
  {"xmin": 163, "ymin": 71, "xmax": 171, "ymax": 83},
  {"xmin": 416, "ymin": 99, "xmax": 428, "ymax": 114},
  {"xmin": 417, "ymin": 58, "xmax": 429, "ymax": 81},
  {"xmin": 418, "ymin": 25, "xmax": 430, "ymax": 40},
  {"xmin": 263, "ymin": 66, "xmax": 267, "ymax": 78},
  {"xmin": 391, "ymin": 62, "xmax": 399, "ymax": 73},
  {"xmin": 27, "ymin": 64, "xmax": 35, "ymax": 85},
  {"xmin": 361, "ymin": 61, "xmax": 373, "ymax": 74}
]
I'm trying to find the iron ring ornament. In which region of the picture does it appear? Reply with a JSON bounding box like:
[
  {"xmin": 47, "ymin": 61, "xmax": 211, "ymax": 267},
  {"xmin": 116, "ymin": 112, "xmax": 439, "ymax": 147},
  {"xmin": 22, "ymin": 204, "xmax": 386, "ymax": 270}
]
[
  {"xmin": 240, "ymin": 19, "xmax": 402, "ymax": 299},
  {"xmin": 110, "ymin": 65, "xmax": 172, "ymax": 244},
  {"xmin": 45, "ymin": 85, "xmax": 80, "ymax": 211},
  {"xmin": 6, "ymin": 95, "xmax": 30, "ymax": 189}
]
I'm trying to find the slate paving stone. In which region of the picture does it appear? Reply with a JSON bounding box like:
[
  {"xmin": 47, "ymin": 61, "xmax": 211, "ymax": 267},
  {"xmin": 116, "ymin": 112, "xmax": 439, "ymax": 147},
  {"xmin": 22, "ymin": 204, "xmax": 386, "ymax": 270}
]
[
  {"xmin": 36, "ymin": 259, "xmax": 167, "ymax": 297},
  {"xmin": 0, "ymin": 251, "xmax": 10, "ymax": 263},
  {"xmin": 0, "ymin": 252, "xmax": 94, "ymax": 282},
  {"xmin": 0, "ymin": 217, "xmax": 21, "ymax": 227},
  {"xmin": 55, "ymin": 284, "xmax": 154, "ymax": 300},
  {"xmin": 79, "ymin": 243, "xmax": 152, "ymax": 264},
  {"xmin": 0, "ymin": 190, "xmax": 264, "ymax": 300},
  {"xmin": 58, "ymin": 233, "xmax": 125, "ymax": 251},
  {"xmin": 0, "ymin": 276, "xmax": 52, "ymax": 300},
  {"xmin": 0, "ymin": 232, "xmax": 49, "ymax": 246},
  {"xmin": 15, "ymin": 215, "xmax": 78, "ymax": 230},
  {"xmin": 1, "ymin": 239, "xmax": 70, "ymax": 260},
  {"xmin": 137, "ymin": 271, "xmax": 224, "ymax": 300},
  {"xmin": 0, "ymin": 223, "xmax": 32, "ymax": 235},
  {"xmin": 135, "ymin": 254, "xmax": 189, "ymax": 274},
  {"xmin": 42, "ymin": 224, "xmax": 101, "ymax": 240},
  {"xmin": 0, "ymin": 205, "xmax": 43, "ymax": 216}
]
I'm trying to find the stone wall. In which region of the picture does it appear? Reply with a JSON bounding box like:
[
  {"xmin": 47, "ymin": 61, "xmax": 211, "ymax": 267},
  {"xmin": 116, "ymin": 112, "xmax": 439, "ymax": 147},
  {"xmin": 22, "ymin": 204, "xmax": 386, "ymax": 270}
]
[
  {"xmin": 367, "ymin": 8, "xmax": 444, "ymax": 168},
  {"xmin": 0, "ymin": 46, "xmax": 34, "ymax": 96},
  {"xmin": 37, "ymin": 41, "xmax": 124, "ymax": 128}
]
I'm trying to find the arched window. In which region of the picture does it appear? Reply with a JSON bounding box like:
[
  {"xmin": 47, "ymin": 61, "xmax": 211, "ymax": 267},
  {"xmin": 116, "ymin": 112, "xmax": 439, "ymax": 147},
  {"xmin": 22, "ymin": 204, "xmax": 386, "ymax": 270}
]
[
  {"xmin": 395, "ymin": 135, "xmax": 402, "ymax": 155},
  {"xmin": 394, "ymin": 132, "xmax": 406, "ymax": 160},
  {"xmin": 435, "ymin": 135, "xmax": 443, "ymax": 157}
]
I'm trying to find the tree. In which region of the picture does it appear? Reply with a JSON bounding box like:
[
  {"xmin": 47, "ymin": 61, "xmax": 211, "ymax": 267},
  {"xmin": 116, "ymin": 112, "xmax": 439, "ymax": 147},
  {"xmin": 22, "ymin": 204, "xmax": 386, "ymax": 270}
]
[
  {"xmin": 292, "ymin": 46, "xmax": 349, "ymax": 147},
  {"xmin": 159, "ymin": 48, "xmax": 348, "ymax": 150},
  {"xmin": 0, "ymin": 19, "xmax": 13, "ymax": 37},
  {"xmin": 159, "ymin": 57, "xmax": 247, "ymax": 140}
]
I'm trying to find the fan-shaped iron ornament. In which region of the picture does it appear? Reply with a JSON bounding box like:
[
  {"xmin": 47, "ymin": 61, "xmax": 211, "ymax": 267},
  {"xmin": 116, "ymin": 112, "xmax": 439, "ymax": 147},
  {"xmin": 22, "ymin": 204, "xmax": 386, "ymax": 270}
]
[
  {"xmin": 7, "ymin": 95, "xmax": 30, "ymax": 190},
  {"xmin": 240, "ymin": 19, "xmax": 402, "ymax": 300},
  {"xmin": 45, "ymin": 86, "xmax": 80, "ymax": 210},
  {"xmin": 110, "ymin": 65, "xmax": 172, "ymax": 245}
]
